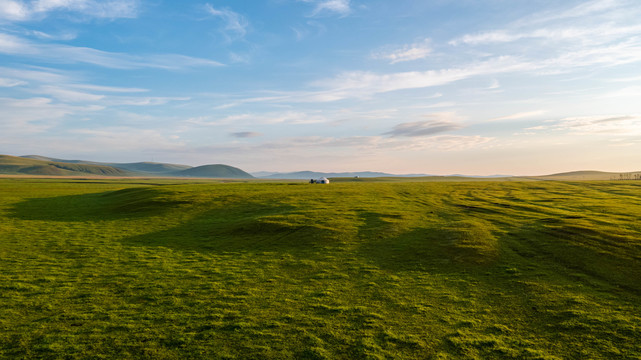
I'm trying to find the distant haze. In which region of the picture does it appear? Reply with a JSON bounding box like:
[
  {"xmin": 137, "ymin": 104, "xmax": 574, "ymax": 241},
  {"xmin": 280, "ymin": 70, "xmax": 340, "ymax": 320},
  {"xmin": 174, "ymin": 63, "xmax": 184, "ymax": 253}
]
[{"xmin": 1, "ymin": 1, "xmax": 640, "ymax": 175}]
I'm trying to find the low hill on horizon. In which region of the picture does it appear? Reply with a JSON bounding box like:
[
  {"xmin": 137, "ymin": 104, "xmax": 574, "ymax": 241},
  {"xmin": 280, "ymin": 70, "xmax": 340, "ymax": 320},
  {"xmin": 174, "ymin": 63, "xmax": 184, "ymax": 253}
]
[
  {"xmin": 6, "ymin": 154, "xmax": 641, "ymax": 180},
  {"xmin": 1, "ymin": 155, "xmax": 133, "ymax": 177},
  {"xmin": 524, "ymin": 170, "xmax": 641, "ymax": 181},
  {"xmin": 259, "ymin": 170, "xmax": 433, "ymax": 179},
  {"xmin": 174, "ymin": 164, "xmax": 253, "ymax": 178},
  {"xmin": 21, "ymin": 155, "xmax": 193, "ymax": 175},
  {"xmin": 1, "ymin": 155, "xmax": 252, "ymax": 179}
]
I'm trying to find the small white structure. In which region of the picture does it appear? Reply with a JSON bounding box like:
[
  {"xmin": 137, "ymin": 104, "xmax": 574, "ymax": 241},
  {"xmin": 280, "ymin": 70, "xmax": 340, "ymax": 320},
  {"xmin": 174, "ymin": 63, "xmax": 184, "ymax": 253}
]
[{"xmin": 310, "ymin": 177, "xmax": 330, "ymax": 184}]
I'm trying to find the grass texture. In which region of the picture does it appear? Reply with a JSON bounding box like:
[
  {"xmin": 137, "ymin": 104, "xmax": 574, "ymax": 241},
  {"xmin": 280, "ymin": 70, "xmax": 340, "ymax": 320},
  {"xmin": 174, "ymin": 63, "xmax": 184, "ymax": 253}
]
[{"xmin": 1, "ymin": 178, "xmax": 640, "ymax": 359}]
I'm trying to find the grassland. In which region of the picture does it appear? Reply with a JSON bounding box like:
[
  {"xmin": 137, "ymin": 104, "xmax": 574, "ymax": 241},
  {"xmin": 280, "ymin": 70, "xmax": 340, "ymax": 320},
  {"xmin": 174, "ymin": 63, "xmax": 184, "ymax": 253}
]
[{"xmin": 1, "ymin": 178, "xmax": 640, "ymax": 359}]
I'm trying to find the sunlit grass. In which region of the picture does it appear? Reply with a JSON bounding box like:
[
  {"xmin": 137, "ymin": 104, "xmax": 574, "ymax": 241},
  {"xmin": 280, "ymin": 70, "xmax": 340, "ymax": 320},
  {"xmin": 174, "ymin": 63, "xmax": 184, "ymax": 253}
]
[{"xmin": 1, "ymin": 178, "xmax": 640, "ymax": 359}]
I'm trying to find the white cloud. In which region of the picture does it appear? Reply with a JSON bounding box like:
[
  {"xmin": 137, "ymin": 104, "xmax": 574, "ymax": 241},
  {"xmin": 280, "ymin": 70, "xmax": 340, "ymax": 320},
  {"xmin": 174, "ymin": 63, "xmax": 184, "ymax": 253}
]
[
  {"xmin": 490, "ymin": 110, "xmax": 547, "ymax": 122},
  {"xmin": 309, "ymin": 56, "xmax": 536, "ymax": 100},
  {"xmin": 28, "ymin": 30, "xmax": 77, "ymax": 41},
  {"xmin": 554, "ymin": 115, "xmax": 641, "ymax": 135},
  {"xmin": 0, "ymin": 77, "xmax": 26, "ymax": 87},
  {"xmin": 103, "ymin": 96, "xmax": 189, "ymax": 106},
  {"xmin": 308, "ymin": 0, "xmax": 350, "ymax": 17},
  {"xmin": 0, "ymin": 33, "xmax": 223, "ymax": 69},
  {"xmin": 205, "ymin": 4, "xmax": 248, "ymax": 41},
  {"xmin": 0, "ymin": 0, "xmax": 29, "ymax": 20},
  {"xmin": 227, "ymin": 133, "xmax": 493, "ymax": 153},
  {"xmin": 0, "ymin": 65, "xmax": 69, "ymax": 83},
  {"xmin": 450, "ymin": 24, "xmax": 641, "ymax": 46},
  {"xmin": 35, "ymin": 85, "xmax": 104, "ymax": 102},
  {"xmin": 386, "ymin": 120, "xmax": 462, "ymax": 137},
  {"xmin": 525, "ymin": 114, "xmax": 641, "ymax": 136},
  {"xmin": 517, "ymin": 0, "xmax": 622, "ymax": 26},
  {"xmin": 69, "ymin": 83, "xmax": 147, "ymax": 93},
  {"xmin": 187, "ymin": 111, "xmax": 328, "ymax": 126},
  {"xmin": 0, "ymin": 0, "xmax": 138, "ymax": 21},
  {"xmin": 68, "ymin": 127, "xmax": 185, "ymax": 153},
  {"xmin": 0, "ymin": 96, "xmax": 99, "ymax": 134},
  {"xmin": 372, "ymin": 38, "xmax": 431, "ymax": 64}
]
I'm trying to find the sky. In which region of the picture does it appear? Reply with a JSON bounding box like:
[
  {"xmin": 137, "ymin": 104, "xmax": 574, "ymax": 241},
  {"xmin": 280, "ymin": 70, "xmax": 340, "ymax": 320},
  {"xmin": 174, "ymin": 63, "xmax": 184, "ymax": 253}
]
[{"xmin": 1, "ymin": 0, "xmax": 640, "ymax": 175}]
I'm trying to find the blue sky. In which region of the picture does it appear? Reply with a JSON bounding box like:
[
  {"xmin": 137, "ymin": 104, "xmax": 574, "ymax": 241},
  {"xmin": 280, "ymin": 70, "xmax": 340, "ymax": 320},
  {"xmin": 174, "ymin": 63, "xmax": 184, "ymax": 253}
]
[{"xmin": 1, "ymin": 0, "xmax": 640, "ymax": 175}]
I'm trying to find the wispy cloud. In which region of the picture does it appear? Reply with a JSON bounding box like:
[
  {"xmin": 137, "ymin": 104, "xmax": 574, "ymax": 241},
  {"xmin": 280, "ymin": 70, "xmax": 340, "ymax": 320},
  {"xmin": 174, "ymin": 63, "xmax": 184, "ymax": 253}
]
[
  {"xmin": 0, "ymin": 77, "xmax": 26, "ymax": 87},
  {"xmin": 0, "ymin": 65, "xmax": 70, "ymax": 83},
  {"xmin": 516, "ymin": 0, "xmax": 622, "ymax": 27},
  {"xmin": 69, "ymin": 127, "xmax": 185, "ymax": 152},
  {"xmin": 385, "ymin": 120, "xmax": 462, "ymax": 137},
  {"xmin": 524, "ymin": 114, "xmax": 641, "ymax": 136},
  {"xmin": 302, "ymin": 0, "xmax": 351, "ymax": 17},
  {"xmin": 34, "ymin": 85, "xmax": 104, "ymax": 102},
  {"xmin": 372, "ymin": 38, "xmax": 431, "ymax": 64},
  {"xmin": 204, "ymin": 4, "xmax": 248, "ymax": 41},
  {"xmin": 187, "ymin": 111, "xmax": 328, "ymax": 126},
  {"xmin": 28, "ymin": 30, "xmax": 77, "ymax": 41},
  {"xmin": 68, "ymin": 83, "xmax": 147, "ymax": 93},
  {"xmin": 449, "ymin": 0, "xmax": 641, "ymax": 52},
  {"xmin": 450, "ymin": 24, "xmax": 641, "ymax": 46},
  {"xmin": 0, "ymin": 0, "xmax": 139, "ymax": 21},
  {"xmin": 554, "ymin": 115, "xmax": 641, "ymax": 135},
  {"xmin": 230, "ymin": 131, "xmax": 261, "ymax": 138},
  {"xmin": 490, "ymin": 110, "xmax": 547, "ymax": 122},
  {"xmin": 0, "ymin": 33, "xmax": 223, "ymax": 69},
  {"xmin": 385, "ymin": 113, "xmax": 464, "ymax": 137},
  {"xmin": 201, "ymin": 134, "xmax": 494, "ymax": 156},
  {"xmin": 0, "ymin": 96, "xmax": 99, "ymax": 134},
  {"xmin": 308, "ymin": 56, "xmax": 535, "ymax": 100}
]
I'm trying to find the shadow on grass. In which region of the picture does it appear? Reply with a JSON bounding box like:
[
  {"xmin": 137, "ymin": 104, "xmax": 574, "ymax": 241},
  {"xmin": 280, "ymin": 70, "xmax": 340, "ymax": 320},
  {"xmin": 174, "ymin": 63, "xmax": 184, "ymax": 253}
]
[
  {"xmin": 355, "ymin": 211, "xmax": 501, "ymax": 273},
  {"xmin": 510, "ymin": 216, "xmax": 641, "ymax": 294},
  {"xmin": 118, "ymin": 202, "xmax": 343, "ymax": 254},
  {"xmin": 9, "ymin": 185, "xmax": 344, "ymax": 255},
  {"xmin": 8, "ymin": 187, "xmax": 191, "ymax": 222}
]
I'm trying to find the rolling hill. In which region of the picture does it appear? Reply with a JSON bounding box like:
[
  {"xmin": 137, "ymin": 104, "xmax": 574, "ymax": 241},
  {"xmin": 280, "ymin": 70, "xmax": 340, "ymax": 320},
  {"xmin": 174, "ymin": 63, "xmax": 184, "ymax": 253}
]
[
  {"xmin": 21, "ymin": 155, "xmax": 194, "ymax": 175},
  {"xmin": 524, "ymin": 170, "xmax": 641, "ymax": 181},
  {"xmin": 2, "ymin": 155, "xmax": 253, "ymax": 178},
  {"xmin": 0, "ymin": 155, "xmax": 133, "ymax": 176},
  {"xmin": 174, "ymin": 164, "xmax": 253, "ymax": 178}
]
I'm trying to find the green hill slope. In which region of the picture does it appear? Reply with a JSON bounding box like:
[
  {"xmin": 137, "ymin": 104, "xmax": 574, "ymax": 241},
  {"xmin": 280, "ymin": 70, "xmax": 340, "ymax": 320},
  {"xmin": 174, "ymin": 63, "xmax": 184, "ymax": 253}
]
[
  {"xmin": 0, "ymin": 155, "xmax": 132, "ymax": 176},
  {"xmin": 17, "ymin": 155, "xmax": 253, "ymax": 178},
  {"xmin": 174, "ymin": 164, "xmax": 254, "ymax": 178},
  {"xmin": 21, "ymin": 155, "xmax": 192, "ymax": 175},
  {"xmin": 108, "ymin": 162, "xmax": 192, "ymax": 174}
]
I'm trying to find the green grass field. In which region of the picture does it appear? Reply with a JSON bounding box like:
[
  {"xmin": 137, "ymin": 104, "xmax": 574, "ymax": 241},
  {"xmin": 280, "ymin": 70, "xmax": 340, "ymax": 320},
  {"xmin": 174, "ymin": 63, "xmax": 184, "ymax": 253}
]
[{"xmin": 1, "ymin": 178, "xmax": 641, "ymax": 359}]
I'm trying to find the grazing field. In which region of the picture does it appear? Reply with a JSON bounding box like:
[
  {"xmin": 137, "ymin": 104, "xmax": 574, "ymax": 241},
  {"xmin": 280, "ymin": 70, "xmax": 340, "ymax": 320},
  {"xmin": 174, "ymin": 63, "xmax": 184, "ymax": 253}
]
[{"xmin": 1, "ymin": 178, "xmax": 641, "ymax": 359}]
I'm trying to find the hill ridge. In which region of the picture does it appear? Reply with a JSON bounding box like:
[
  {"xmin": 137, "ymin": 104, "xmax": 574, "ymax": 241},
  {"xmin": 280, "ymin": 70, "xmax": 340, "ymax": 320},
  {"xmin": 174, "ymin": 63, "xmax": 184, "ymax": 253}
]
[{"xmin": 1, "ymin": 154, "xmax": 252, "ymax": 178}]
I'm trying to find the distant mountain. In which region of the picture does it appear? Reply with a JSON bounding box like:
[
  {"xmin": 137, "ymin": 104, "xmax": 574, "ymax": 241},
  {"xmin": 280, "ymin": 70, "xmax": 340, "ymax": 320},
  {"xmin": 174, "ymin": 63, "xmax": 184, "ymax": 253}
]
[
  {"xmin": 259, "ymin": 171, "xmax": 432, "ymax": 179},
  {"xmin": 172, "ymin": 164, "xmax": 253, "ymax": 178},
  {"xmin": 2, "ymin": 154, "xmax": 252, "ymax": 178},
  {"xmin": 251, "ymin": 171, "xmax": 278, "ymax": 178}
]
